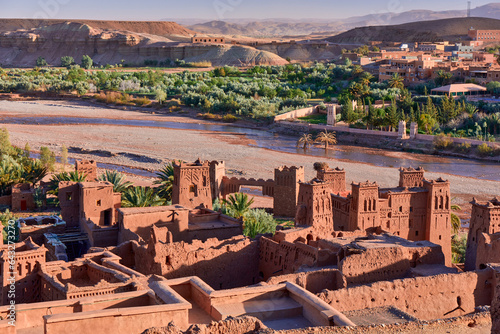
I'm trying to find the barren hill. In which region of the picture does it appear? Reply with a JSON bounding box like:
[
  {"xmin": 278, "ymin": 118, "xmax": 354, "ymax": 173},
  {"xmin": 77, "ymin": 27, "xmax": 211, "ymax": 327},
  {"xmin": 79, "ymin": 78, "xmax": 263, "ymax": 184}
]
[
  {"xmin": 0, "ymin": 20, "xmax": 289, "ymax": 67},
  {"xmin": 0, "ymin": 19, "xmax": 195, "ymax": 40},
  {"xmin": 326, "ymin": 17, "xmax": 500, "ymax": 43}
]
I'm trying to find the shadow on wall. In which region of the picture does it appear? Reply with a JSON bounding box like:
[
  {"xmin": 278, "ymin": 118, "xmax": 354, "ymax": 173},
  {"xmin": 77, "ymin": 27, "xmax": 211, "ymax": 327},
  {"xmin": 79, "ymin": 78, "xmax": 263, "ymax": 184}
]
[
  {"xmin": 319, "ymin": 268, "xmax": 493, "ymax": 321},
  {"xmin": 110, "ymin": 239, "xmax": 261, "ymax": 291}
]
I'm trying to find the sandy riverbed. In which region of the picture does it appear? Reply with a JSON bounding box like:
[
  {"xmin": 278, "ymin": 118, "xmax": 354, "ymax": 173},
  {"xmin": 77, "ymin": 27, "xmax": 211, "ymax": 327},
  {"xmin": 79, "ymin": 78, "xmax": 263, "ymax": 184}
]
[{"xmin": 0, "ymin": 99, "xmax": 498, "ymax": 209}]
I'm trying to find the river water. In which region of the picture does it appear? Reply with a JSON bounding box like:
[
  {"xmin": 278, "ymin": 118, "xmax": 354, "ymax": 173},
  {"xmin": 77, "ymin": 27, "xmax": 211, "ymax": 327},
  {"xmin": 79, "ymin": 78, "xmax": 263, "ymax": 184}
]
[{"xmin": 2, "ymin": 116, "xmax": 499, "ymax": 181}]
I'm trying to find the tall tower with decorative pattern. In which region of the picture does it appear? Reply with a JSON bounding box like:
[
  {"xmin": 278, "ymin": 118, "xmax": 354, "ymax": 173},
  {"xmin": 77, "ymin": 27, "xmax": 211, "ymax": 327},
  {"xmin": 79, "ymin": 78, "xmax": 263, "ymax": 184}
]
[
  {"xmin": 274, "ymin": 166, "xmax": 304, "ymax": 217},
  {"xmin": 172, "ymin": 159, "xmax": 212, "ymax": 209},
  {"xmin": 295, "ymin": 179, "xmax": 334, "ymax": 235}
]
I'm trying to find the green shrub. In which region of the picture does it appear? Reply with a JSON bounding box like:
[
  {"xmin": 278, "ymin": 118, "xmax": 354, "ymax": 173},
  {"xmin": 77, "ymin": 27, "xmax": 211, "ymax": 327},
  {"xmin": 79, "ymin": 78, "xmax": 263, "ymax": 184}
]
[
  {"xmin": 433, "ymin": 133, "xmax": 454, "ymax": 150},
  {"xmin": 477, "ymin": 143, "xmax": 494, "ymax": 157},
  {"xmin": 134, "ymin": 96, "xmax": 151, "ymax": 106},
  {"xmin": 81, "ymin": 55, "xmax": 93, "ymax": 69},
  {"xmin": 40, "ymin": 146, "xmax": 56, "ymax": 171},
  {"xmin": 198, "ymin": 112, "xmax": 221, "ymax": 121},
  {"xmin": 454, "ymin": 142, "xmax": 471, "ymax": 154},
  {"xmin": 452, "ymin": 234, "xmax": 467, "ymax": 264},
  {"xmin": 243, "ymin": 209, "xmax": 277, "ymax": 238},
  {"xmin": 222, "ymin": 114, "xmax": 238, "ymax": 123},
  {"xmin": 60, "ymin": 56, "xmax": 75, "ymax": 68},
  {"xmin": 36, "ymin": 56, "xmax": 48, "ymax": 67}
]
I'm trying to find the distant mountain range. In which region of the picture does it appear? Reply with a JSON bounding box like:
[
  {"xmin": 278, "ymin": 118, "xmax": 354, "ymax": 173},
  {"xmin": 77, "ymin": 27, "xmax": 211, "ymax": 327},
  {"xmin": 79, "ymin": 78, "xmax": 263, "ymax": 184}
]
[
  {"xmin": 326, "ymin": 17, "xmax": 500, "ymax": 44},
  {"xmin": 178, "ymin": 3, "xmax": 500, "ymax": 37}
]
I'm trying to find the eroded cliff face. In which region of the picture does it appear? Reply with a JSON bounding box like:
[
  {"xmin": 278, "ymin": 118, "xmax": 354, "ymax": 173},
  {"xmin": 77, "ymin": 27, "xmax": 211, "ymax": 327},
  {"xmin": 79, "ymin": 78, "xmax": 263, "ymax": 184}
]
[
  {"xmin": 256, "ymin": 43, "xmax": 343, "ymax": 62},
  {"xmin": 0, "ymin": 21, "xmax": 288, "ymax": 67}
]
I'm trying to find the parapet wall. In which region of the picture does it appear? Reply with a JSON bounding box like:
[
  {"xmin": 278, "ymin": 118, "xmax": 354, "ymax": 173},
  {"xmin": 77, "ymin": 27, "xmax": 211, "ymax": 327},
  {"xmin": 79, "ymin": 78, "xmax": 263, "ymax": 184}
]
[
  {"xmin": 274, "ymin": 106, "xmax": 317, "ymax": 122},
  {"xmin": 221, "ymin": 176, "xmax": 274, "ymax": 197},
  {"xmin": 319, "ymin": 270, "xmax": 493, "ymax": 321},
  {"xmin": 266, "ymin": 268, "xmax": 346, "ymax": 294},
  {"xmin": 339, "ymin": 243, "xmax": 444, "ymax": 285},
  {"xmin": 133, "ymin": 237, "xmax": 261, "ymax": 290}
]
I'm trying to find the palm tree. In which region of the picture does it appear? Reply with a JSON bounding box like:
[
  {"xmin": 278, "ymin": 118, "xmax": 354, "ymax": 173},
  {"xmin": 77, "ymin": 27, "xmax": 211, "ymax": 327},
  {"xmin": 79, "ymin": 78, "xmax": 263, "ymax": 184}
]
[
  {"xmin": 315, "ymin": 131, "xmax": 337, "ymax": 149},
  {"xmin": 48, "ymin": 171, "xmax": 87, "ymax": 196},
  {"xmin": 351, "ymin": 65, "xmax": 364, "ymax": 77},
  {"xmin": 21, "ymin": 159, "xmax": 48, "ymax": 186},
  {"xmin": 121, "ymin": 186, "xmax": 165, "ymax": 208},
  {"xmin": 154, "ymin": 161, "xmax": 178, "ymax": 201},
  {"xmin": 388, "ymin": 73, "xmax": 404, "ymax": 90},
  {"xmin": 347, "ymin": 82, "xmax": 363, "ymax": 100},
  {"xmin": 451, "ymin": 203, "xmax": 462, "ymax": 234},
  {"xmin": 297, "ymin": 133, "xmax": 314, "ymax": 150},
  {"xmin": 358, "ymin": 72, "xmax": 374, "ymax": 86},
  {"xmin": 464, "ymin": 103, "xmax": 478, "ymax": 115},
  {"xmin": 223, "ymin": 193, "xmax": 254, "ymax": 219},
  {"xmin": 98, "ymin": 170, "xmax": 132, "ymax": 193},
  {"xmin": 0, "ymin": 156, "xmax": 22, "ymax": 196}
]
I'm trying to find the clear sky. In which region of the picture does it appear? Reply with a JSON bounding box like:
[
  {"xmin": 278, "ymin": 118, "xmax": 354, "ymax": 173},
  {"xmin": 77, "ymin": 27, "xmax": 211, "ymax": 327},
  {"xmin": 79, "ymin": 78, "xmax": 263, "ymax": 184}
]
[{"xmin": 0, "ymin": 0, "xmax": 494, "ymax": 21}]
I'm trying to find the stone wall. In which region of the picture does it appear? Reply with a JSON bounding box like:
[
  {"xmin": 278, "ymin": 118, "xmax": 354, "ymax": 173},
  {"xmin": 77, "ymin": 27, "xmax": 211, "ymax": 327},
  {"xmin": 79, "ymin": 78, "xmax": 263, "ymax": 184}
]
[
  {"xmin": 491, "ymin": 266, "xmax": 500, "ymax": 333},
  {"xmin": 132, "ymin": 237, "xmax": 261, "ymax": 290},
  {"xmin": 266, "ymin": 268, "xmax": 346, "ymax": 294},
  {"xmin": 339, "ymin": 243, "xmax": 444, "ymax": 285},
  {"xmin": 274, "ymin": 107, "xmax": 317, "ymax": 121},
  {"xmin": 319, "ymin": 270, "xmax": 493, "ymax": 321},
  {"xmin": 0, "ymin": 195, "xmax": 11, "ymax": 207}
]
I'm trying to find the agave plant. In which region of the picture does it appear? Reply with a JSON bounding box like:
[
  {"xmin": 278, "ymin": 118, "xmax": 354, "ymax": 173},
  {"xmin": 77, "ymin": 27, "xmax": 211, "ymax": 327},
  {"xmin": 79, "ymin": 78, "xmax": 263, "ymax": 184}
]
[
  {"xmin": 154, "ymin": 161, "xmax": 178, "ymax": 201},
  {"xmin": 0, "ymin": 156, "xmax": 23, "ymax": 196},
  {"xmin": 48, "ymin": 171, "xmax": 87, "ymax": 196},
  {"xmin": 21, "ymin": 159, "xmax": 48, "ymax": 186},
  {"xmin": 98, "ymin": 170, "xmax": 132, "ymax": 193},
  {"xmin": 121, "ymin": 186, "xmax": 165, "ymax": 208}
]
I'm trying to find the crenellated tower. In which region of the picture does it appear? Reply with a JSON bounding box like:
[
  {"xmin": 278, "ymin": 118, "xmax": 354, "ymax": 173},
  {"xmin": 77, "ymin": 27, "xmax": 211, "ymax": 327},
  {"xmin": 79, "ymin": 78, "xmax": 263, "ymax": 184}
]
[
  {"xmin": 274, "ymin": 166, "xmax": 304, "ymax": 217},
  {"xmin": 465, "ymin": 197, "xmax": 500, "ymax": 271},
  {"xmin": 209, "ymin": 160, "xmax": 225, "ymax": 201},
  {"xmin": 349, "ymin": 181, "xmax": 380, "ymax": 231},
  {"xmin": 423, "ymin": 178, "xmax": 451, "ymax": 266},
  {"xmin": 172, "ymin": 159, "xmax": 212, "ymax": 210},
  {"xmin": 295, "ymin": 179, "xmax": 333, "ymax": 234},
  {"xmin": 399, "ymin": 167, "xmax": 425, "ymax": 188},
  {"xmin": 317, "ymin": 167, "xmax": 346, "ymax": 194}
]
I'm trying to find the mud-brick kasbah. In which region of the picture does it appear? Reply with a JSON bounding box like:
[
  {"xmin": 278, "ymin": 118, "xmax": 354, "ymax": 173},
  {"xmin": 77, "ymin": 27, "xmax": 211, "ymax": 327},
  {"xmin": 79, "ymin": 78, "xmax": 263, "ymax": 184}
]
[{"xmin": 1, "ymin": 158, "xmax": 500, "ymax": 333}]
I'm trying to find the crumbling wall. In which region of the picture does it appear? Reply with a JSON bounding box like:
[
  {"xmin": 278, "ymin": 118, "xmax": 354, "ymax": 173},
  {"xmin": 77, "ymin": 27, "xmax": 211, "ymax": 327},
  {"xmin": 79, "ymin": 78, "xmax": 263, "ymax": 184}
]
[
  {"xmin": 135, "ymin": 237, "xmax": 260, "ymax": 290},
  {"xmin": 473, "ymin": 233, "xmax": 500, "ymax": 270},
  {"xmin": 142, "ymin": 316, "xmax": 265, "ymax": 334},
  {"xmin": 0, "ymin": 195, "xmax": 11, "ymax": 207},
  {"xmin": 491, "ymin": 267, "xmax": 500, "ymax": 333},
  {"xmin": 266, "ymin": 268, "xmax": 346, "ymax": 294},
  {"xmin": 259, "ymin": 236, "xmax": 320, "ymax": 280},
  {"xmin": 339, "ymin": 244, "xmax": 444, "ymax": 285},
  {"xmin": 11, "ymin": 183, "xmax": 35, "ymax": 212},
  {"xmin": 117, "ymin": 207, "xmax": 190, "ymax": 245},
  {"xmin": 221, "ymin": 177, "xmax": 274, "ymax": 198},
  {"xmin": 319, "ymin": 270, "xmax": 493, "ymax": 321}
]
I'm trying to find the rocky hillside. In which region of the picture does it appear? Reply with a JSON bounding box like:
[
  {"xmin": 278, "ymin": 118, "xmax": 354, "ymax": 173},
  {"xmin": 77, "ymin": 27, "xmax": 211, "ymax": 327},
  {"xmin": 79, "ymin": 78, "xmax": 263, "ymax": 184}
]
[
  {"xmin": 0, "ymin": 20, "xmax": 288, "ymax": 67},
  {"xmin": 0, "ymin": 19, "xmax": 195, "ymax": 40},
  {"xmin": 326, "ymin": 17, "xmax": 500, "ymax": 43}
]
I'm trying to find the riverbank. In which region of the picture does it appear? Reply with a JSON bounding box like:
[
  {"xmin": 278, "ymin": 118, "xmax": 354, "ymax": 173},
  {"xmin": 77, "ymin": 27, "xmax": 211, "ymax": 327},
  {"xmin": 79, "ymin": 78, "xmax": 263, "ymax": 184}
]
[{"xmin": 0, "ymin": 99, "xmax": 499, "ymax": 213}]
